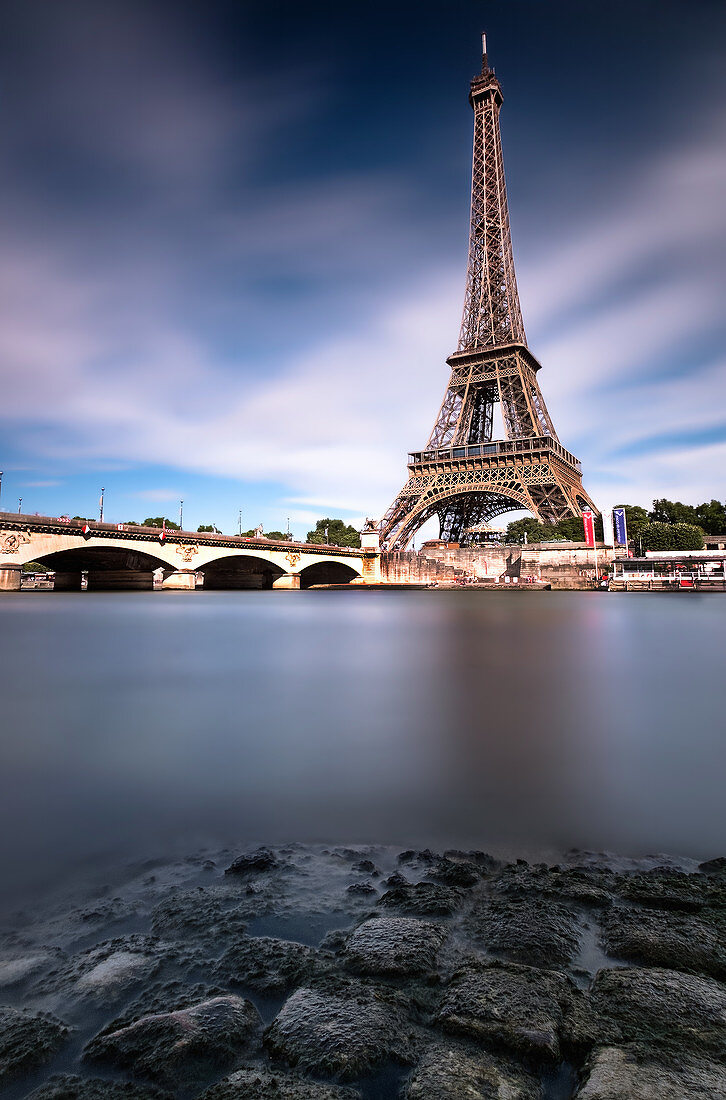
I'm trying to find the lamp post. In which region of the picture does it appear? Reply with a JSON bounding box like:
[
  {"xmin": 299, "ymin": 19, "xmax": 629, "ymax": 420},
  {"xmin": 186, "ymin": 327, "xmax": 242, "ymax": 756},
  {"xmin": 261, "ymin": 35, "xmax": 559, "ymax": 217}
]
[
  {"xmin": 179, "ymin": 499, "xmax": 184, "ymax": 529},
  {"xmin": 238, "ymin": 509, "xmax": 242, "ymax": 536},
  {"xmin": 325, "ymin": 524, "xmax": 329, "ymax": 545},
  {"xmin": 99, "ymin": 488, "xmax": 105, "ymax": 523},
  {"xmin": 18, "ymin": 497, "xmax": 22, "ymax": 514},
  {"xmin": 286, "ymin": 517, "xmax": 291, "ymax": 540},
  {"xmin": 0, "ymin": 471, "xmax": 3, "ymax": 510}
]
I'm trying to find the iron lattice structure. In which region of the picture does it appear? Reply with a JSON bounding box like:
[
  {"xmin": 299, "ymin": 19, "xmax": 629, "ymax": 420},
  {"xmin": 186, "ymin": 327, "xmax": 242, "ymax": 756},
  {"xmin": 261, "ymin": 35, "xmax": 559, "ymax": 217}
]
[{"xmin": 380, "ymin": 36, "xmax": 598, "ymax": 549}]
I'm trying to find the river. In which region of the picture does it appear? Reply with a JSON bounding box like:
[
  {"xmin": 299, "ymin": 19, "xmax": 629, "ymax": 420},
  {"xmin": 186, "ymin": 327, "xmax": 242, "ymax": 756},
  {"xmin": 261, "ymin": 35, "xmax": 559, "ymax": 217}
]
[{"xmin": 0, "ymin": 589, "xmax": 724, "ymax": 911}]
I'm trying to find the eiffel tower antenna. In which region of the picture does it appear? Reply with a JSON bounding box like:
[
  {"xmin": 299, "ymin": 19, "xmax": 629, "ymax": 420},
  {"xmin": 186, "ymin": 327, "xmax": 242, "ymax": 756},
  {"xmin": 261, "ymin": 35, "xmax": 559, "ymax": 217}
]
[{"xmin": 379, "ymin": 34, "xmax": 598, "ymax": 549}]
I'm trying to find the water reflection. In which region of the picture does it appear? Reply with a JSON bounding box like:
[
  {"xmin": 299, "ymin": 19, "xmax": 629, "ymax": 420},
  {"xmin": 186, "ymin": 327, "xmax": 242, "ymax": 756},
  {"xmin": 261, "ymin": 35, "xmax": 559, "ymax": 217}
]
[{"xmin": 0, "ymin": 590, "xmax": 724, "ymax": 907}]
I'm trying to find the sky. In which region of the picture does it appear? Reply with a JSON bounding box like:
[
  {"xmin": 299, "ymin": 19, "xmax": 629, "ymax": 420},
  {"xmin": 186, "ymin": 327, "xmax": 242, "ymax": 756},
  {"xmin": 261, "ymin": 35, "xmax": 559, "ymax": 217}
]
[{"xmin": 0, "ymin": 0, "xmax": 725, "ymax": 538}]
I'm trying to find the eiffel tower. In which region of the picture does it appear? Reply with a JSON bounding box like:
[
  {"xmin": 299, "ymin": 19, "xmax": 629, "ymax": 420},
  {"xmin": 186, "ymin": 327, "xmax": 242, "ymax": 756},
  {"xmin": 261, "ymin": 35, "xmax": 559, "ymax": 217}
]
[{"xmin": 380, "ymin": 35, "xmax": 598, "ymax": 549}]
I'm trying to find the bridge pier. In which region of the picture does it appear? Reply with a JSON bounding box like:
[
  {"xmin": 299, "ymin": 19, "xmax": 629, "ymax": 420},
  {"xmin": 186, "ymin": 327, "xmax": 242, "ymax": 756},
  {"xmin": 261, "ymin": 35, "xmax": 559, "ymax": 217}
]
[
  {"xmin": 272, "ymin": 573, "xmax": 300, "ymax": 590},
  {"xmin": 0, "ymin": 563, "xmax": 22, "ymax": 591},
  {"xmin": 53, "ymin": 570, "xmax": 83, "ymax": 591},
  {"xmin": 86, "ymin": 570, "xmax": 155, "ymax": 591},
  {"xmin": 162, "ymin": 570, "xmax": 197, "ymax": 591}
]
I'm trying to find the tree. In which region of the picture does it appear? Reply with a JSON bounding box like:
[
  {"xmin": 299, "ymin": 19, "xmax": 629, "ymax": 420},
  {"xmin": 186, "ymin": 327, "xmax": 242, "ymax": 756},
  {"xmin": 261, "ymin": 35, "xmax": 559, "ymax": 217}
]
[
  {"xmin": 649, "ymin": 499, "xmax": 699, "ymax": 526},
  {"xmin": 306, "ymin": 518, "xmax": 361, "ymax": 548},
  {"xmin": 506, "ymin": 518, "xmax": 547, "ymax": 544},
  {"xmin": 22, "ymin": 561, "xmax": 49, "ymax": 573},
  {"xmin": 197, "ymin": 524, "xmax": 215, "ymax": 533},
  {"xmin": 694, "ymin": 500, "xmax": 726, "ymax": 534},
  {"xmin": 641, "ymin": 522, "xmax": 704, "ymax": 552},
  {"xmin": 142, "ymin": 517, "xmax": 180, "ymax": 530},
  {"xmin": 505, "ymin": 514, "xmax": 603, "ymax": 544},
  {"xmin": 264, "ymin": 530, "xmax": 286, "ymax": 541}
]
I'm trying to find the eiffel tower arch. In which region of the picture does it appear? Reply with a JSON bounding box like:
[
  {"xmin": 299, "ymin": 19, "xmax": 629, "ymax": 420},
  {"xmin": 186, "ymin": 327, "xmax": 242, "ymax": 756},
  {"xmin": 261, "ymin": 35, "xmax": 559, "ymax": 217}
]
[{"xmin": 380, "ymin": 35, "xmax": 598, "ymax": 550}]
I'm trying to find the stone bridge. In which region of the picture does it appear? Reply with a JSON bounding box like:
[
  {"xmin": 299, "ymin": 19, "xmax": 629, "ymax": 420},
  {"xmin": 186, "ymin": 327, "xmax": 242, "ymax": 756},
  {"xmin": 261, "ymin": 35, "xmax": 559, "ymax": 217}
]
[{"xmin": 0, "ymin": 514, "xmax": 381, "ymax": 591}]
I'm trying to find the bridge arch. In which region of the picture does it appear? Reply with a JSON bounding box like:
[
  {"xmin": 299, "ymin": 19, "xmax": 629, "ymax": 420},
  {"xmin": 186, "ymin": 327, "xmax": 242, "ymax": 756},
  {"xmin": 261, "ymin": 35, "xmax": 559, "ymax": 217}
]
[
  {"xmin": 32, "ymin": 545, "xmax": 170, "ymax": 591},
  {"xmin": 199, "ymin": 553, "xmax": 286, "ymax": 590},
  {"xmin": 298, "ymin": 560, "xmax": 361, "ymax": 588}
]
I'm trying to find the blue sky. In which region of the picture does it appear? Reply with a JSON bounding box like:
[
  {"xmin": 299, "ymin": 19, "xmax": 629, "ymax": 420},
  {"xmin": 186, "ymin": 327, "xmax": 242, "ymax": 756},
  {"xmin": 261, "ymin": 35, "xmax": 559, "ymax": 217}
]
[{"xmin": 1, "ymin": 0, "xmax": 725, "ymax": 537}]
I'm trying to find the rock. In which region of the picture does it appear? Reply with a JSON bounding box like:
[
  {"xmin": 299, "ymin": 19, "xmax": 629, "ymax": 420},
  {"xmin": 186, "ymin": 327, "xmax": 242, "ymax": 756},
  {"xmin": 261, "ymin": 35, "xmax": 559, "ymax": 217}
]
[
  {"xmin": 265, "ymin": 981, "xmax": 415, "ymax": 1079},
  {"xmin": 575, "ymin": 1044, "xmax": 726, "ymax": 1099},
  {"xmin": 346, "ymin": 882, "xmax": 377, "ymax": 896},
  {"xmin": 0, "ymin": 951, "xmax": 60, "ymax": 988},
  {"xmin": 384, "ymin": 871, "xmax": 409, "ymax": 888},
  {"xmin": 0, "ymin": 1006, "xmax": 70, "ymax": 1084},
  {"xmin": 466, "ymin": 896, "xmax": 581, "ymax": 968},
  {"xmin": 30, "ymin": 936, "xmax": 167, "ymax": 999},
  {"xmin": 398, "ymin": 849, "xmax": 437, "ymax": 865},
  {"xmin": 200, "ymin": 1067, "xmax": 361, "ymax": 1098},
  {"xmin": 612, "ymin": 869, "xmax": 725, "ymax": 912},
  {"xmin": 590, "ymin": 967, "xmax": 726, "ymax": 1056},
  {"xmin": 27, "ymin": 1074, "xmax": 172, "ymax": 1098},
  {"xmin": 403, "ymin": 1041, "xmax": 542, "ymax": 1099},
  {"xmin": 427, "ymin": 858, "xmax": 482, "ymax": 888},
  {"xmin": 378, "ymin": 882, "xmax": 464, "ymax": 916},
  {"xmin": 225, "ymin": 848, "xmax": 279, "ymax": 876},
  {"xmin": 436, "ymin": 961, "xmax": 587, "ymax": 1062},
  {"xmin": 84, "ymin": 994, "xmax": 262, "ymax": 1088},
  {"xmin": 698, "ymin": 856, "xmax": 726, "ymax": 875},
  {"xmin": 150, "ymin": 889, "xmax": 249, "ymax": 941},
  {"xmin": 444, "ymin": 850, "xmax": 500, "ymax": 873},
  {"xmin": 75, "ymin": 950, "xmax": 160, "ymax": 996},
  {"xmin": 214, "ymin": 937, "xmax": 320, "ymax": 994},
  {"xmin": 602, "ymin": 906, "xmax": 726, "ymax": 980},
  {"xmin": 344, "ymin": 917, "xmax": 447, "ymax": 978},
  {"xmin": 491, "ymin": 863, "xmax": 614, "ymax": 908},
  {"xmin": 352, "ymin": 860, "xmax": 378, "ymax": 876}
]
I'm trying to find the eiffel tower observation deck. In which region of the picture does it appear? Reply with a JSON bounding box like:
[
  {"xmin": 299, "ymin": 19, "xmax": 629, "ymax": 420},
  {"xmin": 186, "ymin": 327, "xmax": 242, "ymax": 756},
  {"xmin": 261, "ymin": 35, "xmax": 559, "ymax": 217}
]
[{"xmin": 380, "ymin": 35, "xmax": 598, "ymax": 550}]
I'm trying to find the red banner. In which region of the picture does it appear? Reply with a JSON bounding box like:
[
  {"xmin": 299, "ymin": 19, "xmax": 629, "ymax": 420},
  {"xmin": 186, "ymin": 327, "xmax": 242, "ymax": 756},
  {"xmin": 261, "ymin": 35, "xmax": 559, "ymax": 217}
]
[{"xmin": 582, "ymin": 509, "xmax": 596, "ymax": 548}]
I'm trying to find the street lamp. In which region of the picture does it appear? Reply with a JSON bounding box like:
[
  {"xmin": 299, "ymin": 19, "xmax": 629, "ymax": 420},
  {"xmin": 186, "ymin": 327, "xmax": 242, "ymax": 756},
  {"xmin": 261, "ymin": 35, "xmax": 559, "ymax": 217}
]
[
  {"xmin": 99, "ymin": 488, "xmax": 105, "ymax": 523},
  {"xmin": 238, "ymin": 509, "xmax": 242, "ymax": 536},
  {"xmin": 18, "ymin": 497, "xmax": 22, "ymax": 514},
  {"xmin": 0, "ymin": 471, "xmax": 3, "ymax": 510},
  {"xmin": 325, "ymin": 524, "xmax": 329, "ymax": 545},
  {"xmin": 179, "ymin": 499, "xmax": 184, "ymax": 529}
]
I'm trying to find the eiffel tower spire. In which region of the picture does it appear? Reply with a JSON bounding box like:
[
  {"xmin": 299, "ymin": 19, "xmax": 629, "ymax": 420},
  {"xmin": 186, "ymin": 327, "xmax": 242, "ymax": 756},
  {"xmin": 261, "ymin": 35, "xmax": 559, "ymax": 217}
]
[
  {"xmin": 458, "ymin": 33, "xmax": 525, "ymax": 352},
  {"xmin": 379, "ymin": 35, "xmax": 598, "ymax": 549}
]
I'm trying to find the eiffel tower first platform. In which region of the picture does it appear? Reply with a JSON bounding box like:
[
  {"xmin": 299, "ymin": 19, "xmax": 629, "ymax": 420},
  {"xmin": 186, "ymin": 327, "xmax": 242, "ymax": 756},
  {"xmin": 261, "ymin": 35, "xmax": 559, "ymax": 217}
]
[{"xmin": 379, "ymin": 36, "xmax": 598, "ymax": 550}]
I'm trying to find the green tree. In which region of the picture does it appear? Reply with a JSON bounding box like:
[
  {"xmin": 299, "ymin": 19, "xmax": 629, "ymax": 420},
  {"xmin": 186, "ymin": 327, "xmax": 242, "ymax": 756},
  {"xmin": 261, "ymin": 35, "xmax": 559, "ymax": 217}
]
[
  {"xmin": 142, "ymin": 516, "xmax": 180, "ymax": 530},
  {"xmin": 306, "ymin": 518, "xmax": 361, "ymax": 548},
  {"xmin": 505, "ymin": 514, "xmax": 603, "ymax": 544},
  {"xmin": 124, "ymin": 520, "xmax": 140, "ymax": 526},
  {"xmin": 22, "ymin": 561, "xmax": 49, "ymax": 573},
  {"xmin": 641, "ymin": 522, "xmax": 704, "ymax": 552},
  {"xmin": 505, "ymin": 518, "xmax": 547, "ymax": 543},
  {"xmin": 649, "ymin": 499, "xmax": 699, "ymax": 526},
  {"xmin": 694, "ymin": 500, "xmax": 726, "ymax": 534},
  {"xmin": 264, "ymin": 530, "xmax": 287, "ymax": 541},
  {"xmin": 197, "ymin": 524, "xmax": 214, "ymax": 533}
]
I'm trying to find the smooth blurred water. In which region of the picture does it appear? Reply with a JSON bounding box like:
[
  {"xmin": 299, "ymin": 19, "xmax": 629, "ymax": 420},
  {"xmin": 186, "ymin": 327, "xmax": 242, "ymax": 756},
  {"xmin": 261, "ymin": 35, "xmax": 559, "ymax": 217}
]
[{"xmin": 0, "ymin": 590, "xmax": 724, "ymax": 907}]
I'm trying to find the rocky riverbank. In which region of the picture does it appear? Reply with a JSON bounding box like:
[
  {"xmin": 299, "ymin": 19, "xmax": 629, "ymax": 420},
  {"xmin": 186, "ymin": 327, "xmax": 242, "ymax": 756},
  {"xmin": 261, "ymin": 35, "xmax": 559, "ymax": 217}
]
[{"xmin": 1, "ymin": 845, "xmax": 724, "ymax": 1099}]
